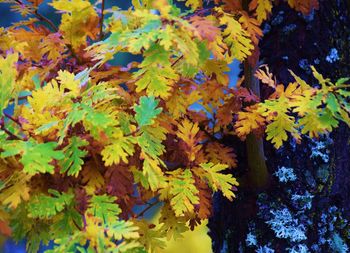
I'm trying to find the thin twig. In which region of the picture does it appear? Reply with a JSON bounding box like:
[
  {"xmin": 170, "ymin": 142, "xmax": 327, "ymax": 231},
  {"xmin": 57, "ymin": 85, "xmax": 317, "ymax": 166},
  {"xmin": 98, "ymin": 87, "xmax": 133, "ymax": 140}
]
[
  {"xmin": 10, "ymin": 95, "xmax": 30, "ymax": 103},
  {"xmin": 99, "ymin": 0, "xmax": 105, "ymax": 40},
  {"xmin": 124, "ymin": 127, "xmax": 140, "ymax": 137},
  {"xmin": 3, "ymin": 113, "xmax": 22, "ymax": 127},
  {"xmin": 135, "ymin": 200, "xmax": 160, "ymax": 218},
  {"xmin": 34, "ymin": 10, "xmax": 58, "ymax": 32},
  {"xmin": 0, "ymin": 119, "xmax": 24, "ymax": 141},
  {"xmin": 171, "ymin": 55, "xmax": 184, "ymax": 67}
]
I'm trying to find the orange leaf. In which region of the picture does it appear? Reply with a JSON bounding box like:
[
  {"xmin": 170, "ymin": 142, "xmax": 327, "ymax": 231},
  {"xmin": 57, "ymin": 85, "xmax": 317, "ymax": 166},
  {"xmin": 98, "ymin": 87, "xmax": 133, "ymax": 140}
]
[
  {"xmin": 28, "ymin": 0, "xmax": 44, "ymax": 6},
  {"xmin": 287, "ymin": 0, "xmax": 319, "ymax": 15}
]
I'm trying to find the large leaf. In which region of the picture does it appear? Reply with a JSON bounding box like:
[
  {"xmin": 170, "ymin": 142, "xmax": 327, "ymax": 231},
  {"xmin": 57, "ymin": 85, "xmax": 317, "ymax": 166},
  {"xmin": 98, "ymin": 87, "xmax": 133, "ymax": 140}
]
[
  {"xmin": 27, "ymin": 189, "xmax": 74, "ymax": 219},
  {"xmin": 1, "ymin": 140, "xmax": 64, "ymax": 175},
  {"xmin": 60, "ymin": 136, "xmax": 88, "ymax": 177}
]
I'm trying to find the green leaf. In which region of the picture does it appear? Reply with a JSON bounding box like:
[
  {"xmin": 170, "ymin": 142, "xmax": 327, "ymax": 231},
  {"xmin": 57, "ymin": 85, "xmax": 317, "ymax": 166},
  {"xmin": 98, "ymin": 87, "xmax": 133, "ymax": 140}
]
[
  {"xmin": 52, "ymin": 206, "xmax": 83, "ymax": 236},
  {"xmin": 60, "ymin": 136, "xmax": 88, "ymax": 177},
  {"xmin": 168, "ymin": 169, "xmax": 199, "ymax": 216},
  {"xmin": 106, "ymin": 220, "xmax": 139, "ymax": 240},
  {"xmin": 59, "ymin": 103, "xmax": 86, "ymax": 143},
  {"xmin": 1, "ymin": 140, "xmax": 65, "ymax": 175},
  {"xmin": 87, "ymin": 194, "xmax": 121, "ymax": 223},
  {"xmin": 137, "ymin": 126, "xmax": 166, "ymax": 160},
  {"xmin": 134, "ymin": 45, "xmax": 179, "ymax": 98},
  {"xmin": 34, "ymin": 121, "xmax": 60, "ymax": 135},
  {"xmin": 27, "ymin": 189, "xmax": 74, "ymax": 219},
  {"xmin": 101, "ymin": 135, "xmax": 136, "ymax": 166},
  {"xmin": 134, "ymin": 96, "xmax": 162, "ymax": 127},
  {"xmin": 327, "ymin": 93, "xmax": 341, "ymax": 115},
  {"xmin": 200, "ymin": 163, "xmax": 239, "ymax": 201},
  {"xmin": 142, "ymin": 157, "xmax": 166, "ymax": 191},
  {"xmin": 0, "ymin": 53, "xmax": 18, "ymax": 114},
  {"xmin": 336, "ymin": 77, "xmax": 350, "ymax": 85}
]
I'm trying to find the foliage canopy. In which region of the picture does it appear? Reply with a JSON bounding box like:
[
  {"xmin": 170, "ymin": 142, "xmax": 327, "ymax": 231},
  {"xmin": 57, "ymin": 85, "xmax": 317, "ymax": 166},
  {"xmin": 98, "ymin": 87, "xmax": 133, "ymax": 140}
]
[{"xmin": 0, "ymin": 0, "xmax": 349, "ymax": 252}]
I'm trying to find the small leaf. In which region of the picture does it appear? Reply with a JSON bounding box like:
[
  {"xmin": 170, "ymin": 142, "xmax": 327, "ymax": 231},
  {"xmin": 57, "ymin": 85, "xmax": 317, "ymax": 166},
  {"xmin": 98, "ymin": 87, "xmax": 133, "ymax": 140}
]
[
  {"xmin": 60, "ymin": 136, "xmax": 88, "ymax": 177},
  {"xmin": 199, "ymin": 163, "xmax": 239, "ymax": 201},
  {"xmin": 87, "ymin": 194, "xmax": 121, "ymax": 223},
  {"xmin": 134, "ymin": 96, "xmax": 162, "ymax": 127},
  {"xmin": 168, "ymin": 169, "xmax": 199, "ymax": 216}
]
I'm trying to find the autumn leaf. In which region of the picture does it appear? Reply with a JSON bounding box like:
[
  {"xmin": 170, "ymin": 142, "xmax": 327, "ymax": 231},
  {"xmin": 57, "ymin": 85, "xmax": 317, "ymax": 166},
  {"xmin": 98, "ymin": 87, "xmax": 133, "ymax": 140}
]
[
  {"xmin": 178, "ymin": 0, "xmax": 202, "ymax": 10},
  {"xmin": 1, "ymin": 140, "xmax": 65, "ymax": 175},
  {"xmin": 239, "ymin": 12, "xmax": 263, "ymax": 45},
  {"xmin": 0, "ymin": 53, "xmax": 18, "ymax": 114},
  {"xmin": 217, "ymin": 9, "xmax": 254, "ymax": 61},
  {"xmin": 27, "ymin": 0, "xmax": 44, "ymax": 6},
  {"xmin": 235, "ymin": 105, "xmax": 265, "ymax": 140},
  {"xmin": 87, "ymin": 194, "xmax": 121, "ymax": 223},
  {"xmin": 0, "ymin": 172, "xmax": 31, "ymax": 209},
  {"xmin": 287, "ymin": 0, "xmax": 319, "ymax": 15},
  {"xmin": 27, "ymin": 189, "xmax": 74, "ymax": 219},
  {"xmin": 176, "ymin": 119, "xmax": 202, "ymax": 162},
  {"xmin": 106, "ymin": 220, "xmax": 139, "ymax": 241},
  {"xmin": 142, "ymin": 156, "xmax": 166, "ymax": 191},
  {"xmin": 199, "ymin": 163, "xmax": 239, "ymax": 201},
  {"xmin": 159, "ymin": 204, "xmax": 189, "ymax": 240},
  {"xmin": 134, "ymin": 96, "xmax": 162, "ymax": 127},
  {"xmin": 101, "ymin": 135, "xmax": 136, "ymax": 166},
  {"xmin": 134, "ymin": 45, "xmax": 179, "ymax": 98},
  {"xmin": 50, "ymin": 0, "xmax": 99, "ymax": 49},
  {"xmin": 249, "ymin": 0, "xmax": 273, "ymax": 24},
  {"xmin": 60, "ymin": 136, "xmax": 88, "ymax": 177},
  {"xmin": 255, "ymin": 65, "xmax": 276, "ymax": 88},
  {"xmin": 168, "ymin": 169, "xmax": 199, "ymax": 216}
]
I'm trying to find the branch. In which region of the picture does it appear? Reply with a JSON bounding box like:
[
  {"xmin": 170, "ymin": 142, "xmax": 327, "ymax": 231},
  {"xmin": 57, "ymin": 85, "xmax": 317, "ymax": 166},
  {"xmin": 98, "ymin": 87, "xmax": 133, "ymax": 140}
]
[{"xmin": 182, "ymin": 8, "xmax": 212, "ymax": 20}]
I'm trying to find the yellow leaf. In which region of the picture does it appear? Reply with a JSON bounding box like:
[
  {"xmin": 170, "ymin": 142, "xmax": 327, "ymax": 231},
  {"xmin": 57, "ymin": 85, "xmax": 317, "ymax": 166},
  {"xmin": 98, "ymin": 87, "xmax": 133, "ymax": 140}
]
[
  {"xmin": 238, "ymin": 12, "xmax": 263, "ymax": 45},
  {"xmin": 82, "ymin": 161, "xmax": 105, "ymax": 195},
  {"xmin": 199, "ymin": 163, "xmax": 239, "ymax": 201},
  {"xmin": 178, "ymin": 0, "xmax": 203, "ymax": 10},
  {"xmin": 217, "ymin": 9, "xmax": 254, "ymax": 62},
  {"xmin": 235, "ymin": 105, "xmax": 265, "ymax": 140},
  {"xmin": 249, "ymin": 0, "xmax": 273, "ymax": 24},
  {"xmin": 176, "ymin": 119, "xmax": 202, "ymax": 162},
  {"xmin": 56, "ymin": 70, "xmax": 81, "ymax": 96},
  {"xmin": 0, "ymin": 52, "xmax": 18, "ymax": 112},
  {"xmin": 142, "ymin": 156, "xmax": 166, "ymax": 191},
  {"xmin": 0, "ymin": 171, "xmax": 31, "ymax": 209},
  {"xmin": 51, "ymin": 0, "xmax": 99, "ymax": 49},
  {"xmin": 101, "ymin": 135, "xmax": 136, "ymax": 166}
]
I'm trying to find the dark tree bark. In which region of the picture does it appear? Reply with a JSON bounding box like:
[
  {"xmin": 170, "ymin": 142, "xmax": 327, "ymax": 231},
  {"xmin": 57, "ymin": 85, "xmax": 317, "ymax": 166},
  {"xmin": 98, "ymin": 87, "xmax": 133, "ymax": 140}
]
[{"xmin": 209, "ymin": 1, "xmax": 350, "ymax": 252}]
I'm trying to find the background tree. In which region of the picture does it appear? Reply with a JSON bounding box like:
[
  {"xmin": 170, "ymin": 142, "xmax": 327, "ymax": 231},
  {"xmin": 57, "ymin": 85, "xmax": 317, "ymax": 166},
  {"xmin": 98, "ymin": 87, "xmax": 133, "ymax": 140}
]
[{"xmin": 209, "ymin": 1, "xmax": 350, "ymax": 252}]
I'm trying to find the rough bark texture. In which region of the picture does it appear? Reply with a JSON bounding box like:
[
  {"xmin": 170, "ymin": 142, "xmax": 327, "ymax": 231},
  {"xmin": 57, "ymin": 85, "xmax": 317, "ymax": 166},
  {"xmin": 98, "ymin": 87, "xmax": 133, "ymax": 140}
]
[{"xmin": 209, "ymin": 1, "xmax": 350, "ymax": 252}]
